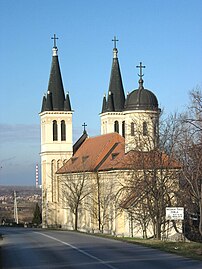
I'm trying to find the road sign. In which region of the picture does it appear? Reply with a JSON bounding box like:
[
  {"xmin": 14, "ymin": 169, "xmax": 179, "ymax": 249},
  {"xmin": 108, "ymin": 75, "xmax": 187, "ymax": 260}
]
[{"xmin": 166, "ymin": 207, "xmax": 184, "ymax": 220}]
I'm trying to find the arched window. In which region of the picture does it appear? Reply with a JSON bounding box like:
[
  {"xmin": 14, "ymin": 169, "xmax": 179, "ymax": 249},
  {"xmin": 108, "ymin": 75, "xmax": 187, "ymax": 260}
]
[
  {"xmin": 57, "ymin": 159, "xmax": 63, "ymax": 170},
  {"xmin": 153, "ymin": 122, "xmax": 157, "ymax": 137},
  {"xmin": 131, "ymin": 122, "xmax": 135, "ymax": 136},
  {"xmin": 61, "ymin": 120, "xmax": 66, "ymax": 141},
  {"xmin": 122, "ymin": 121, "xmax": 125, "ymax": 138},
  {"xmin": 51, "ymin": 159, "xmax": 56, "ymax": 202},
  {"xmin": 114, "ymin": 121, "xmax": 119, "ymax": 133},
  {"xmin": 53, "ymin": 120, "xmax": 58, "ymax": 141},
  {"xmin": 143, "ymin": 121, "xmax": 148, "ymax": 136}
]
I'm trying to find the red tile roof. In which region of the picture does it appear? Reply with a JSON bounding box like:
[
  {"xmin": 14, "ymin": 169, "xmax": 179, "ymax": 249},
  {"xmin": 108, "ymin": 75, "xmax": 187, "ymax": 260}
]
[
  {"xmin": 57, "ymin": 133, "xmax": 181, "ymax": 174},
  {"xmin": 57, "ymin": 133, "xmax": 124, "ymax": 173}
]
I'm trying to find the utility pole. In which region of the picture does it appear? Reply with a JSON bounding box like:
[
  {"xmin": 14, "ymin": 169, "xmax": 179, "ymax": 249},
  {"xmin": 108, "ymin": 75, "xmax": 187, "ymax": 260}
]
[
  {"xmin": 14, "ymin": 191, "xmax": 18, "ymax": 224},
  {"xmin": 36, "ymin": 164, "xmax": 39, "ymax": 188}
]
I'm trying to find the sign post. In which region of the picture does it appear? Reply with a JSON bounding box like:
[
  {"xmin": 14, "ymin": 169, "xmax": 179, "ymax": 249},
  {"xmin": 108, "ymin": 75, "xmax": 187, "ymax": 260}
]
[
  {"xmin": 166, "ymin": 207, "xmax": 184, "ymax": 220},
  {"xmin": 166, "ymin": 207, "xmax": 184, "ymax": 241}
]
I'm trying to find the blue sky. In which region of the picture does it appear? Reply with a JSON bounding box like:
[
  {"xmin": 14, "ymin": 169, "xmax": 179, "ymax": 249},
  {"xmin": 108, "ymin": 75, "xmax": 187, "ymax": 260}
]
[{"xmin": 0, "ymin": 0, "xmax": 201, "ymax": 185}]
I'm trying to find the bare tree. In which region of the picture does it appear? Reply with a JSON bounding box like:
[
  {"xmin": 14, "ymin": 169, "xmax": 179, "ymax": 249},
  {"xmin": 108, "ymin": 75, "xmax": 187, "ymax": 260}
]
[
  {"xmin": 127, "ymin": 199, "xmax": 151, "ymax": 238},
  {"xmin": 90, "ymin": 173, "xmax": 118, "ymax": 233},
  {"xmin": 177, "ymin": 88, "xmax": 202, "ymax": 237},
  {"xmin": 119, "ymin": 113, "xmax": 181, "ymax": 239},
  {"xmin": 60, "ymin": 171, "xmax": 92, "ymax": 230},
  {"xmin": 184, "ymin": 88, "xmax": 202, "ymax": 134}
]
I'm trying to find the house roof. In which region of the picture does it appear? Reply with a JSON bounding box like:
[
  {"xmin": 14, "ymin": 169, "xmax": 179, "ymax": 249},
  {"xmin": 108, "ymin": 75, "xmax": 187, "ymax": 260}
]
[
  {"xmin": 57, "ymin": 132, "xmax": 181, "ymax": 174},
  {"xmin": 73, "ymin": 130, "xmax": 88, "ymax": 155},
  {"xmin": 57, "ymin": 133, "xmax": 124, "ymax": 173}
]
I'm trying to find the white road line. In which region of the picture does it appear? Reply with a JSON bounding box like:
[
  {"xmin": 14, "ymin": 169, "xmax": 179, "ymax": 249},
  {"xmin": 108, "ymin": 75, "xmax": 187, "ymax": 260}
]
[{"xmin": 35, "ymin": 232, "xmax": 118, "ymax": 269}]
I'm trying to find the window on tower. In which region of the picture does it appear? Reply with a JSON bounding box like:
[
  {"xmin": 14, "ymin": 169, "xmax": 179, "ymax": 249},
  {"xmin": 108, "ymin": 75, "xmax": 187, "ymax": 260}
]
[
  {"xmin": 153, "ymin": 121, "xmax": 157, "ymax": 137},
  {"xmin": 114, "ymin": 121, "xmax": 119, "ymax": 133},
  {"xmin": 122, "ymin": 121, "xmax": 125, "ymax": 138},
  {"xmin": 131, "ymin": 122, "xmax": 135, "ymax": 136},
  {"xmin": 51, "ymin": 159, "xmax": 56, "ymax": 202},
  {"xmin": 53, "ymin": 120, "xmax": 58, "ymax": 141},
  {"xmin": 143, "ymin": 121, "xmax": 148, "ymax": 136},
  {"xmin": 61, "ymin": 120, "xmax": 66, "ymax": 141}
]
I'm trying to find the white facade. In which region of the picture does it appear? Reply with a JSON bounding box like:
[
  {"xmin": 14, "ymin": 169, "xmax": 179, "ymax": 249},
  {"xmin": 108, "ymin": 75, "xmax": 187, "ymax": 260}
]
[
  {"xmin": 101, "ymin": 112, "xmax": 125, "ymax": 136},
  {"xmin": 40, "ymin": 110, "xmax": 73, "ymax": 227},
  {"xmin": 100, "ymin": 109, "xmax": 160, "ymax": 152}
]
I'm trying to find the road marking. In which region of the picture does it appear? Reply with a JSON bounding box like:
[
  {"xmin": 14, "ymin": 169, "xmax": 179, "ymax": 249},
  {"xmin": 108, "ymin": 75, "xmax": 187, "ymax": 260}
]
[{"xmin": 35, "ymin": 232, "xmax": 118, "ymax": 269}]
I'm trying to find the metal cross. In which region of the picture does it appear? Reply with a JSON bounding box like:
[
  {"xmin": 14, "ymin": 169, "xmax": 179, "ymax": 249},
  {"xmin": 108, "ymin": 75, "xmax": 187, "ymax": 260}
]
[
  {"xmin": 82, "ymin": 122, "xmax": 87, "ymax": 132},
  {"xmin": 112, "ymin": 36, "xmax": 119, "ymax": 49},
  {"xmin": 51, "ymin": 34, "xmax": 58, "ymax": 48},
  {"xmin": 136, "ymin": 62, "xmax": 146, "ymax": 79}
]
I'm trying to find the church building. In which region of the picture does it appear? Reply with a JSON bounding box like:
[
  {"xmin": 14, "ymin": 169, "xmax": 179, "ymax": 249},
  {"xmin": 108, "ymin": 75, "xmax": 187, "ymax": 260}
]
[{"xmin": 40, "ymin": 36, "xmax": 180, "ymax": 238}]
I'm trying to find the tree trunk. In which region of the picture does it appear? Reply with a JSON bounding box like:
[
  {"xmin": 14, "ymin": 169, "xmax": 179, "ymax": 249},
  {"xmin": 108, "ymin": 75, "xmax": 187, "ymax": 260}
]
[
  {"xmin": 75, "ymin": 207, "xmax": 78, "ymax": 231},
  {"xmin": 97, "ymin": 174, "xmax": 101, "ymax": 231},
  {"xmin": 154, "ymin": 217, "xmax": 162, "ymax": 240},
  {"xmin": 199, "ymin": 184, "xmax": 202, "ymax": 236},
  {"xmin": 156, "ymin": 221, "xmax": 162, "ymax": 240}
]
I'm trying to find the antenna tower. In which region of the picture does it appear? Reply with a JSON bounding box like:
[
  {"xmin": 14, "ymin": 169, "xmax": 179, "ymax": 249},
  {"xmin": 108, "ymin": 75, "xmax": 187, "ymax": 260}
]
[{"xmin": 14, "ymin": 191, "xmax": 18, "ymax": 224}]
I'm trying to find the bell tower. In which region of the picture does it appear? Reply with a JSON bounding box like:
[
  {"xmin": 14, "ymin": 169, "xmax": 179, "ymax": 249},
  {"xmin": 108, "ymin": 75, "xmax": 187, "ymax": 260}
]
[
  {"xmin": 100, "ymin": 38, "xmax": 160, "ymax": 153},
  {"xmin": 39, "ymin": 35, "xmax": 73, "ymax": 227},
  {"xmin": 124, "ymin": 62, "xmax": 161, "ymax": 152}
]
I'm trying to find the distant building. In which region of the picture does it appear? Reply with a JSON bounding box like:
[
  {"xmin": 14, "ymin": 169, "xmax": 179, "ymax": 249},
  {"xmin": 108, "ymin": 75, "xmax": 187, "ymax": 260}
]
[{"xmin": 40, "ymin": 36, "xmax": 181, "ymax": 238}]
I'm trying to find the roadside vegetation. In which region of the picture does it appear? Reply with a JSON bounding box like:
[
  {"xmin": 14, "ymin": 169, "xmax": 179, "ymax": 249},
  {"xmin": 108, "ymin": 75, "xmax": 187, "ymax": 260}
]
[
  {"xmin": 93, "ymin": 233, "xmax": 202, "ymax": 261},
  {"xmin": 123, "ymin": 238, "xmax": 202, "ymax": 261}
]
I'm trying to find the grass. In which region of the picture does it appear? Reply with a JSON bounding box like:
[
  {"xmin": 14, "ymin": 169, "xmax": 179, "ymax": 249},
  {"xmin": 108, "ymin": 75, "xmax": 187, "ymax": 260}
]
[
  {"xmin": 94, "ymin": 234, "xmax": 202, "ymax": 261},
  {"xmin": 127, "ymin": 238, "xmax": 202, "ymax": 261}
]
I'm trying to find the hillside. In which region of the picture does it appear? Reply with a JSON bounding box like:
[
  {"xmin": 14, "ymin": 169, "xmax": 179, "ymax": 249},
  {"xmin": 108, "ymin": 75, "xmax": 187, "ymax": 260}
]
[{"xmin": 0, "ymin": 185, "xmax": 42, "ymax": 224}]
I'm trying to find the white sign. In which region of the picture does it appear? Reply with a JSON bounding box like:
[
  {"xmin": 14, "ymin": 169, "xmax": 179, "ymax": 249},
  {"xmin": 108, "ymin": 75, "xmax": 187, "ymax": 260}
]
[{"xmin": 166, "ymin": 207, "xmax": 184, "ymax": 220}]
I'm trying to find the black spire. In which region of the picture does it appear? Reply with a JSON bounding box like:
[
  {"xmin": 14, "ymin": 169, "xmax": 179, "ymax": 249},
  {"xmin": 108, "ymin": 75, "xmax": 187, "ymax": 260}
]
[
  {"xmin": 46, "ymin": 91, "xmax": 53, "ymax": 111},
  {"xmin": 101, "ymin": 94, "xmax": 107, "ymax": 113},
  {"xmin": 102, "ymin": 36, "xmax": 125, "ymax": 113},
  {"xmin": 107, "ymin": 91, "xmax": 115, "ymax": 111},
  {"xmin": 41, "ymin": 35, "xmax": 72, "ymax": 112},
  {"xmin": 47, "ymin": 49, "xmax": 65, "ymax": 110},
  {"xmin": 41, "ymin": 95, "xmax": 47, "ymax": 112},
  {"xmin": 64, "ymin": 92, "xmax": 72, "ymax": 111}
]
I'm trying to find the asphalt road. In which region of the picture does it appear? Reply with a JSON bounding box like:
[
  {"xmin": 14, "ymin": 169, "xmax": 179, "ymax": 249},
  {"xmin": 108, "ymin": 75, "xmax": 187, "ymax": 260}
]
[{"xmin": 0, "ymin": 227, "xmax": 202, "ymax": 269}]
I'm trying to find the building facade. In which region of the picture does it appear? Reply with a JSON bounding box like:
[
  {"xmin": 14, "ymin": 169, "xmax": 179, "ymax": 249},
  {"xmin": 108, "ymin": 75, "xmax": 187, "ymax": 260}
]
[{"xmin": 40, "ymin": 37, "xmax": 180, "ymax": 238}]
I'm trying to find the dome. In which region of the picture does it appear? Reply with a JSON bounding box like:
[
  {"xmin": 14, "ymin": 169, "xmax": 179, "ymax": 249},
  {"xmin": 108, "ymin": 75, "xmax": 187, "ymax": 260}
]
[{"xmin": 124, "ymin": 78, "xmax": 159, "ymax": 111}]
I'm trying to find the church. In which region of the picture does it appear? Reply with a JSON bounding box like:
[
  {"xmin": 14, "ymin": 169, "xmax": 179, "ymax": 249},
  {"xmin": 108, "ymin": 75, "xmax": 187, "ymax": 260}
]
[{"xmin": 39, "ymin": 35, "xmax": 180, "ymax": 238}]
